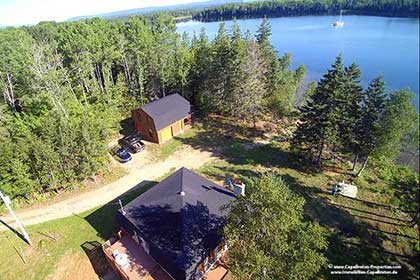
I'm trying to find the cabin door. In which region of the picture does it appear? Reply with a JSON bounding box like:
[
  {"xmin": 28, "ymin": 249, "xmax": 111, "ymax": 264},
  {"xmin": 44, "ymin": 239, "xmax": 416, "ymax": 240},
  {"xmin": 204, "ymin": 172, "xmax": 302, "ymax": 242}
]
[
  {"xmin": 171, "ymin": 121, "xmax": 182, "ymax": 136},
  {"xmin": 160, "ymin": 126, "xmax": 172, "ymax": 142}
]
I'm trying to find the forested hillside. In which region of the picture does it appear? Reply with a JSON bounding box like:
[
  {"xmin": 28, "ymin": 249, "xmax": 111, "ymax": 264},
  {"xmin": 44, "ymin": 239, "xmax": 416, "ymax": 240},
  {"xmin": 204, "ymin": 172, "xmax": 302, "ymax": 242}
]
[
  {"xmin": 167, "ymin": 0, "xmax": 420, "ymax": 21},
  {"xmin": 0, "ymin": 16, "xmax": 303, "ymax": 200}
]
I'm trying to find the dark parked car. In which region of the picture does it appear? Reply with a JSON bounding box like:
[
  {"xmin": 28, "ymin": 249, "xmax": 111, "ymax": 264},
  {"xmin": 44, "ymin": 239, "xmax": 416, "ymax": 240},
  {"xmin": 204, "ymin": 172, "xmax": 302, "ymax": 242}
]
[
  {"xmin": 119, "ymin": 135, "xmax": 145, "ymax": 153},
  {"xmin": 116, "ymin": 147, "xmax": 132, "ymax": 163}
]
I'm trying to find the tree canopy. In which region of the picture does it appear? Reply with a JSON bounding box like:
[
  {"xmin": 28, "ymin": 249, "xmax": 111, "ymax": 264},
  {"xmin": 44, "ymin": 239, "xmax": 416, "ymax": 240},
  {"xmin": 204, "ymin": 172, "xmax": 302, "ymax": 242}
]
[
  {"xmin": 224, "ymin": 173, "xmax": 327, "ymax": 280},
  {"xmin": 0, "ymin": 16, "xmax": 303, "ymax": 200},
  {"xmin": 293, "ymin": 55, "xmax": 418, "ymax": 176}
]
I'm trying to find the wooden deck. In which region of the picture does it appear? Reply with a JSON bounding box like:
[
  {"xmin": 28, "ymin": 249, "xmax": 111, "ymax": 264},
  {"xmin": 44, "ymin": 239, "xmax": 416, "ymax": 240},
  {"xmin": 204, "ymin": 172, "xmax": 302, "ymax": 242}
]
[
  {"xmin": 103, "ymin": 232, "xmax": 229, "ymax": 280},
  {"xmin": 104, "ymin": 234, "xmax": 171, "ymax": 280},
  {"xmin": 202, "ymin": 264, "xmax": 230, "ymax": 280}
]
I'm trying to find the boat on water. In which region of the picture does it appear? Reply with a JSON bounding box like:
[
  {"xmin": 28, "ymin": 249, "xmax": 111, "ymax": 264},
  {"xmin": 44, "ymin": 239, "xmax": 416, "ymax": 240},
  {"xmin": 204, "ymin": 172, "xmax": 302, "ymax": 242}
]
[{"xmin": 333, "ymin": 10, "xmax": 344, "ymax": 27}]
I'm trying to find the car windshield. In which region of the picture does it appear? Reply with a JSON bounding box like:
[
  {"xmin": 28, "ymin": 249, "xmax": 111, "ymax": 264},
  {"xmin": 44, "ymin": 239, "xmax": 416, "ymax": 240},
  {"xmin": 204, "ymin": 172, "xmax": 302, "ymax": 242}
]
[
  {"xmin": 126, "ymin": 136, "xmax": 137, "ymax": 141},
  {"xmin": 118, "ymin": 149, "xmax": 129, "ymax": 155}
]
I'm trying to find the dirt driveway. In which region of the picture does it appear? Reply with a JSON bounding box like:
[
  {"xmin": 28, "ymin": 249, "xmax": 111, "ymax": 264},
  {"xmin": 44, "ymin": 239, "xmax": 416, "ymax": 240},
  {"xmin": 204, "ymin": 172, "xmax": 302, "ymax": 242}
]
[{"xmin": 0, "ymin": 144, "xmax": 217, "ymax": 231}]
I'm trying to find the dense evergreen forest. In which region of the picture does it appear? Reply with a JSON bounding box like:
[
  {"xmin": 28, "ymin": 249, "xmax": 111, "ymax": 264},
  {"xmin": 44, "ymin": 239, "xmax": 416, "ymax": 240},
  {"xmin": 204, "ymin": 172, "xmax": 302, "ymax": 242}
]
[
  {"xmin": 0, "ymin": 15, "xmax": 303, "ymax": 200},
  {"xmin": 0, "ymin": 5, "xmax": 418, "ymax": 205},
  {"xmin": 167, "ymin": 0, "xmax": 420, "ymax": 22}
]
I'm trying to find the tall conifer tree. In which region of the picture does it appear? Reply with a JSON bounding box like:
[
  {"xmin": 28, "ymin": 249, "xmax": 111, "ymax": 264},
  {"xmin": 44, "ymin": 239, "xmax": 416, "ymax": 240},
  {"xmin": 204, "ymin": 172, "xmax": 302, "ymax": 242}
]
[{"xmin": 293, "ymin": 55, "xmax": 346, "ymax": 165}]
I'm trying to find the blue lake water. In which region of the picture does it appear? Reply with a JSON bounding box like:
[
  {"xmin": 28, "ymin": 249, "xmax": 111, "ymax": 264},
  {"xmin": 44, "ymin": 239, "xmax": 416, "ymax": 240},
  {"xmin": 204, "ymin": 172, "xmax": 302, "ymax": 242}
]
[{"xmin": 177, "ymin": 16, "xmax": 419, "ymax": 106}]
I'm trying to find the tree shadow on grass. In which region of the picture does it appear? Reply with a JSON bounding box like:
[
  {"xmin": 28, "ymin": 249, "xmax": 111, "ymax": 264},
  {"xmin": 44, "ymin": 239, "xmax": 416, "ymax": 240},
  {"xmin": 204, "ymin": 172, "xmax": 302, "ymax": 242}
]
[
  {"xmin": 365, "ymin": 226, "xmax": 419, "ymax": 242},
  {"xmin": 350, "ymin": 213, "xmax": 410, "ymax": 227},
  {"xmin": 82, "ymin": 180, "xmax": 158, "ymax": 279},
  {"xmin": 337, "ymin": 204, "xmax": 411, "ymax": 224},
  {"xmin": 344, "ymin": 196, "xmax": 407, "ymax": 212},
  {"xmin": 280, "ymin": 174, "xmax": 418, "ymax": 279},
  {"xmin": 84, "ymin": 180, "xmax": 158, "ymax": 240},
  {"xmin": 179, "ymin": 117, "xmax": 316, "ymax": 174}
]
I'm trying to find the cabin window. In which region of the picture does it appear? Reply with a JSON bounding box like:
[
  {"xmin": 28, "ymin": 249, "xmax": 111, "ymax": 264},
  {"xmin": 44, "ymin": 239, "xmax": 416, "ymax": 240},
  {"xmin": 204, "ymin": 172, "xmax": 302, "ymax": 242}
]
[{"xmin": 149, "ymin": 129, "xmax": 153, "ymax": 138}]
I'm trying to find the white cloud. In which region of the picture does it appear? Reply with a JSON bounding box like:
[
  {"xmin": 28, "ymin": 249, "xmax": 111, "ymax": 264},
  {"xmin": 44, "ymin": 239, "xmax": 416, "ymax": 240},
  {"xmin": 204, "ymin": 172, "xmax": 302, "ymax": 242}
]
[{"xmin": 0, "ymin": 0, "xmax": 207, "ymax": 27}]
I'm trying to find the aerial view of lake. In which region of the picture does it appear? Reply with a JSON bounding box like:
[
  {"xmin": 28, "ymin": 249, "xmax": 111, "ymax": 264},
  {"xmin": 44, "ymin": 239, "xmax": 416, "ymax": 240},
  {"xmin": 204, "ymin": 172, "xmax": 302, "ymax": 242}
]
[{"xmin": 177, "ymin": 15, "xmax": 419, "ymax": 106}]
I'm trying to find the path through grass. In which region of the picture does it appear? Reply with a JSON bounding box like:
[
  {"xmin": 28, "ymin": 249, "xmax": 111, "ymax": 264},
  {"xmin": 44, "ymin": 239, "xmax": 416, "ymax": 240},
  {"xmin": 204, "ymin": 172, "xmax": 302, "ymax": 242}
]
[{"xmin": 0, "ymin": 117, "xmax": 418, "ymax": 279}]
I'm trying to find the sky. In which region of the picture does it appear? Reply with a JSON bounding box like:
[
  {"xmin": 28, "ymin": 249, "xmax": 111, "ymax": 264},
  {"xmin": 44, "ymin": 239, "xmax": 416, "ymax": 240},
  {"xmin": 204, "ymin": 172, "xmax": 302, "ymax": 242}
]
[{"xmin": 0, "ymin": 0, "xmax": 208, "ymax": 27}]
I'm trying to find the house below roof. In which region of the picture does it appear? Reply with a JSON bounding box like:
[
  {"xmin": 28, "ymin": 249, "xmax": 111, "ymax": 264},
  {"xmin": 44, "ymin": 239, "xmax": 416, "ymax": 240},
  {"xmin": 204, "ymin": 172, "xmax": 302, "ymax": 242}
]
[
  {"xmin": 132, "ymin": 94, "xmax": 192, "ymax": 144},
  {"xmin": 103, "ymin": 167, "xmax": 235, "ymax": 280}
]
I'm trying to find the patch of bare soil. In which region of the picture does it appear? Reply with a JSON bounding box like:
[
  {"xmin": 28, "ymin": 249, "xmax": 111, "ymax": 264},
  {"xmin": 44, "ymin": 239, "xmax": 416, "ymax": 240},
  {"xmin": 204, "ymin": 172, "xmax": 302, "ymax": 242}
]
[
  {"xmin": 1, "ymin": 144, "xmax": 216, "ymax": 230},
  {"xmin": 46, "ymin": 253, "xmax": 99, "ymax": 280}
]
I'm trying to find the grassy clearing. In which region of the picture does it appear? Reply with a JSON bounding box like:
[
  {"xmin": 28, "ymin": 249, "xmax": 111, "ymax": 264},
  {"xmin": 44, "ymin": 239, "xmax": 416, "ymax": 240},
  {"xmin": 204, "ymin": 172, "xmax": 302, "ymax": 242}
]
[
  {"xmin": 185, "ymin": 117, "xmax": 419, "ymax": 279},
  {"xmin": 0, "ymin": 116, "xmax": 418, "ymax": 280},
  {"xmin": 148, "ymin": 127, "xmax": 198, "ymax": 160},
  {"xmin": 0, "ymin": 163, "xmax": 127, "ymax": 215},
  {"xmin": 0, "ymin": 180, "xmax": 158, "ymax": 280},
  {"xmin": 0, "ymin": 131, "xmax": 201, "ymax": 280}
]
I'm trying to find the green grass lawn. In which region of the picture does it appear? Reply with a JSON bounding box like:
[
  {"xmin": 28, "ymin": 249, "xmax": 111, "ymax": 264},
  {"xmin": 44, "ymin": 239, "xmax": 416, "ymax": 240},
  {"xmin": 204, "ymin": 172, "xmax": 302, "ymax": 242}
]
[
  {"xmin": 148, "ymin": 127, "xmax": 198, "ymax": 160},
  {"xmin": 0, "ymin": 116, "xmax": 418, "ymax": 280},
  {"xmin": 196, "ymin": 156, "xmax": 419, "ymax": 279},
  {"xmin": 0, "ymin": 180, "xmax": 158, "ymax": 280},
  {"xmin": 188, "ymin": 117, "xmax": 419, "ymax": 279}
]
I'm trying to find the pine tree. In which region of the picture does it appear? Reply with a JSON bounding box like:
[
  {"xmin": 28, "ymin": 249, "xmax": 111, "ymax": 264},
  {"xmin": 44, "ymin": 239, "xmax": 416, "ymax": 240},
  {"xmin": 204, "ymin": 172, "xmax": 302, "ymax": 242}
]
[
  {"xmin": 255, "ymin": 17, "xmax": 279, "ymax": 97},
  {"xmin": 341, "ymin": 63, "xmax": 363, "ymax": 166},
  {"xmin": 190, "ymin": 27, "xmax": 212, "ymax": 110},
  {"xmin": 200, "ymin": 22, "xmax": 231, "ymax": 113},
  {"xmin": 174, "ymin": 32, "xmax": 193, "ymax": 98},
  {"xmin": 226, "ymin": 20, "xmax": 246, "ymax": 116},
  {"xmin": 356, "ymin": 89, "xmax": 418, "ymax": 176},
  {"xmin": 233, "ymin": 31, "xmax": 267, "ymax": 126},
  {"xmin": 256, "ymin": 16, "xmax": 271, "ymax": 46},
  {"xmin": 256, "ymin": 17, "xmax": 303, "ymax": 116},
  {"xmin": 293, "ymin": 55, "xmax": 346, "ymax": 166},
  {"xmin": 353, "ymin": 76, "xmax": 386, "ymax": 174}
]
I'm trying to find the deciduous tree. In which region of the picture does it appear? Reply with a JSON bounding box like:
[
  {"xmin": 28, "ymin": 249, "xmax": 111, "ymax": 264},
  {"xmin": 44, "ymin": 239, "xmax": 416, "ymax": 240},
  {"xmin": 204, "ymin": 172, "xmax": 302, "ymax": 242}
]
[{"xmin": 224, "ymin": 173, "xmax": 327, "ymax": 280}]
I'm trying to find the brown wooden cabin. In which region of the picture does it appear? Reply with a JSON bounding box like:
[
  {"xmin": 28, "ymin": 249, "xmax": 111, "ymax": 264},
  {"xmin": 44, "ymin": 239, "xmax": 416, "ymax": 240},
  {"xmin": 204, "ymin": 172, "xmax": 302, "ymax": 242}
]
[{"xmin": 131, "ymin": 94, "xmax": 192, "ymax": 144}]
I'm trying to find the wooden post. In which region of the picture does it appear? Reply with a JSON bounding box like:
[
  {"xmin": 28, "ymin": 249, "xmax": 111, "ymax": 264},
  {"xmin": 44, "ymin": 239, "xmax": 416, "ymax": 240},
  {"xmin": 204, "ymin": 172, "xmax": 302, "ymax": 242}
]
[
  {"xmin": 352, "ymin": 152, "xmax": 359, "ymax": 172},
  {"xmin": 0, "ymin": 190, "xmax": 32, "ymax": 246},
  {"xmin": 356, "ymin": 155, "xmax": 369, "ymax": 177}
]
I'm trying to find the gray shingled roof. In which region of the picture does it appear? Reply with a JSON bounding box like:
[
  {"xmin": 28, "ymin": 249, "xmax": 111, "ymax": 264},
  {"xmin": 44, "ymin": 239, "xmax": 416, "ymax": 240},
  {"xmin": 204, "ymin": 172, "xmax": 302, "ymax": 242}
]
[
  {"xmin": 119, "ymin": 167, "xmax": 236, "ymax": 280},
  {"xmin": 141, "ymin": 94, "xmax": 191, "ymax": 131}
]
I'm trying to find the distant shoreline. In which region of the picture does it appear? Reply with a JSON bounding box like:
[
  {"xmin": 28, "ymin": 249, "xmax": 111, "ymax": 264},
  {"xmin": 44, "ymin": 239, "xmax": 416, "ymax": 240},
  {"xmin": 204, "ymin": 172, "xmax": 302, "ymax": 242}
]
[{"xmin": 191, "ymin": 11, "xmax": 420, "ymax": 23}]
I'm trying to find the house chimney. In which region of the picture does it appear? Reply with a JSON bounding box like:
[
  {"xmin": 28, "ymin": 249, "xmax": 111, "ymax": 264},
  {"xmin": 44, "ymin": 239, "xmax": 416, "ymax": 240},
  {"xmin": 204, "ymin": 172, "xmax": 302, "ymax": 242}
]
[{"xmin": 232, "ymin": 179, "xmax": 245, "ymax": 196}]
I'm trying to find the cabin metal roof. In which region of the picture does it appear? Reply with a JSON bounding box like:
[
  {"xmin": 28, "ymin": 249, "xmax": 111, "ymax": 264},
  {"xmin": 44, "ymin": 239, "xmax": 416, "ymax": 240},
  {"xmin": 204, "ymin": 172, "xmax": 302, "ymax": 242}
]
[
  {"xmin": 118, "ymin": 167, "xmax": 236, "ymax": 280},
  {"xmin": 140, "ymin": 94, "xmax": 191, "ymax": 131}
]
